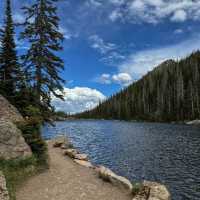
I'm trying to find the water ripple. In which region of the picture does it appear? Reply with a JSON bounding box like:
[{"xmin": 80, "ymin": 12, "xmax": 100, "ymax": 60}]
[{"xmin": 42, "ymin": 120, "xmax": 200, "ymax": 200}]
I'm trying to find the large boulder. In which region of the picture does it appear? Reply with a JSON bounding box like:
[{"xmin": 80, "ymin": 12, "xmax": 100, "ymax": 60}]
[
  {"xmin": 97, "ymin": 166, "xmax": 133, "ymax": 191},
  {"xmin": 0, "ymin": 119, "xmax": 32, "ymax": 160},
  {"xmin": 0, "ymin": 95, "xmax": 24, "ymax": 123},
  {"xmin": 132, "ymin": 181, "xmax": 171, "ymax": 200},
  {"xmin": 0, "ymin": 171, "xmax": 9, "ymax": 200}
]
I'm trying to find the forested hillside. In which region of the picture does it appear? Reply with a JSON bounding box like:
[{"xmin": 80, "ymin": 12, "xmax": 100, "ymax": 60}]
[{"xmin": 77, "ymin": 51, "xmax": 200, "ymax": 122}]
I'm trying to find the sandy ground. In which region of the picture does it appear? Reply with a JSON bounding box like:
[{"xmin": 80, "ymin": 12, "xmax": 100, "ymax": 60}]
[{"xmin": 16, "ymin": 141, "xmax": 132, "ymax": 200}]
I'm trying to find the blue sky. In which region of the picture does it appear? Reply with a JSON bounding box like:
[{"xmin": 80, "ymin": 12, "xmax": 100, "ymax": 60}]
[{"xmin": 1, "ymin": 0, "xmax": 200, "ymax": 113}]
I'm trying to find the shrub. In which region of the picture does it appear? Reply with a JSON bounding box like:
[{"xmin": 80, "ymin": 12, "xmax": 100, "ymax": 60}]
[
  {"xmin": 18, "ymin": 121, "xmax": 48, "ymax": 168},
  {"xmin": 0, "ymin": 157, "xmax": 37, "ymax": 200},
  {"xmin": 132, "ymin": 182, "xmax": 144, "ymax": 196}
]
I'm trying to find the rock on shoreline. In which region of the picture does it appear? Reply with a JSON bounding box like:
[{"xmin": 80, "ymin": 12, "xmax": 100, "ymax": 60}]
[
  {"xmin": 52, "ymin": 136, "xmax": 171, "ymax": 200},
  {"xmin": 186, "ymin": 119, "xmax": 200, "ymax": 126},
  {"xmin": 96, "ymin": 165, "xmax": 133, "ymax": 191}
]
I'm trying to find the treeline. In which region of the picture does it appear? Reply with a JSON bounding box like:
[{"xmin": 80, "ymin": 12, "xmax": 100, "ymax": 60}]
[
  {"xmin": 0, "ymin": 0, "xmax": 64, "ymax": 121},
  {"xmin": 77, "ymin": 52, "xmax": 200, "ymax": 122}
]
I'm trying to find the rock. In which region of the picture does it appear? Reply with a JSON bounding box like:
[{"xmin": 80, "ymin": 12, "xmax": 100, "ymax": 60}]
[
  {"xmin": 132, "ymin": 181, "xmax": 171, "ymax": 200},
  {"xmin": 60, "ymin": 144, "xmax": 68, "ymax": 149},
  {"xmin": 0, "ymin": 119, "xmax": 32, "ymax": 160},
  {"xmin": 0, "ymin": 95, "xmax": 24, "ymax": 123},
  {"xmin": 63, "ymin": 148, "xmax": 79, "ymax": 158},
  {"xmin": 61, "ymin": 142, "xmax": 73, "ymax": 149},
  {"xmin": 53, "ymin": 136, "xmax": 69, "ymax": 148},
  {"xmin": 0, "ymin": 171, "xmax": 9, "ymax": 200},
  {"xmin": 186, "ymin": 119, "xmax": 200, "ymax": 126},
  {"xmin": 74, "ymin": 159, "xmax": 93, "ymax": 168},
  {"xmin": 74, "ymin": 153, "xmax": 88, "ymax": 161},
  {"xmin": 97, "ymin": 166, "xmax": 133, "ymax": 191}
]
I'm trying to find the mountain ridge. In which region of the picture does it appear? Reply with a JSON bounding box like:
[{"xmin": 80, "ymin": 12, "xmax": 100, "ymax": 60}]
[{"xmin": 76, "ymin": 51, "xmax": 200, "ymax": 122}]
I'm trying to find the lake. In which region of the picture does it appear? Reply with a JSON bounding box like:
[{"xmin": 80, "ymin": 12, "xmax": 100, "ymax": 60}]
[{"xmin": 42, "ymin": 120, "xmax": 200, "ymax": 200}]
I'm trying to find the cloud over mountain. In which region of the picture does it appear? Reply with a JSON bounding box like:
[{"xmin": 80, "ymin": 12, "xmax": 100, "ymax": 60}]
[{"xmin": 52, "ymin": 87, "xmax": 106, "ymax": 114}]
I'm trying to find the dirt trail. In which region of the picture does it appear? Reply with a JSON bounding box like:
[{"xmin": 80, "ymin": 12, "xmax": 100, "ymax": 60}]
[{"xmin": 16, "ymin": 141, "xmax": 132, "ymax": 200}]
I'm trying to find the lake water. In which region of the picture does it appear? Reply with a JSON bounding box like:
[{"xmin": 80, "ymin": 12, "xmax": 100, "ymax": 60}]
[{"xmin": 42, "ymin": 120, "xmax": 200, "ymax": 200}]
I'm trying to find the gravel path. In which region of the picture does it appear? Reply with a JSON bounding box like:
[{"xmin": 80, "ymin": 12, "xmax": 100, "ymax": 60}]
[{"xmin": 16, "ymin": 141, "xmax": 132, "ymax": 200}]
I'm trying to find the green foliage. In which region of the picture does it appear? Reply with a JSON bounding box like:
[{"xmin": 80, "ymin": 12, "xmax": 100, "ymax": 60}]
[
  {"xmin": 0, "ymin": 157, "xmax": 37, "ymax": 200},
  {"xmin": 55, "ymin": 111, "xmax": 68, "ymax": 118},
  {"xmin": 132, "ymin": 183, "xmax": 144, "ymax": 196},
  {"xmin": 18, "ymin": 120, "xmax": 48, "ymax": 167},
  {"xmin": 0, "ymin": 0, "xmax": 21, "ymax": 102},
  {"xmin": 20, "ymin": 0, "xmax": 65, "ymax": 112},
  {"xmin": 24, "ymin": 105, "xmax": 42, "ymax": 117},
  {"xmin": 77, "ymin": 51, "xmax": 200, "ymax": 122}
]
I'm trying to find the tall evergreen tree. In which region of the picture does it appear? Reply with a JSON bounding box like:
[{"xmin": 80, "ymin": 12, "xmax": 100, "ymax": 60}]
[
  {"xmin": 0, "ymin": 0, "xmax": 20, "ymax": 100},
  {"xmin": 21, "ymin": 0, "xmax": 65, "ymax": 112}
]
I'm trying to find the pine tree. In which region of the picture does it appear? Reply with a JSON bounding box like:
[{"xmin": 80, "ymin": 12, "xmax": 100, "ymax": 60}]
[
  {"xmin": 21, "ymin": 0, "xmax": 65, "ymax": 113},
  {"xmin": 0, "ymin": 0, "xmax": 20, "ymax": 100}
]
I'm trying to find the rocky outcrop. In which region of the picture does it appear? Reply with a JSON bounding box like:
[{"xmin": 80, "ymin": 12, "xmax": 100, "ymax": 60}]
[
  {"xmin": 0, "ymin": 119, "xmax": 32, "ymax": 160},
  {"xmin": 132, "ymin": 181, "xmax": 171, "ymax": 200},
  {"xmin": 0, "ymin": 171, "xmax": 9, "ymax": 200},
  {"xmin": 97, "ymin": 166, "xmax": 133, "ymax": 191},
  {"xmin": 0, "ymin": 95, "xmax": 24, "ymax": 123}
]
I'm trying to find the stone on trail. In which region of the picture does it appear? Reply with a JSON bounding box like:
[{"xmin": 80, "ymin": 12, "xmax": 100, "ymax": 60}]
[{"xmin": 97, "ymin": 166, "xmax": 133, "ymax": 191}]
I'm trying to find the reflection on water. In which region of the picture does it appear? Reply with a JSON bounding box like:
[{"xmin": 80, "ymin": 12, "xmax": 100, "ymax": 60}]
[{"xmin": 42, "ymin": 120, "xmax": 200, "ymax": 200}]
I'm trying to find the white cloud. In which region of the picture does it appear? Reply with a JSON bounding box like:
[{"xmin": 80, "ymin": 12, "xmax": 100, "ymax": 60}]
[
  {"xmin": 112, "ymin": 73, "xmax": 132, "ymax": 86},
  {"xmin": 109, "ymin": 0, "xmax": 124, "ymax": 6},
  {"xmin": 89, "ymin": 34, "xmax": 117, "ymax": 54},
  {"xmin": 89, "ymin": 34, "xmax": 125, "ymax": 64},
  {"xmin": 108, "ymin": 0, "xmax": 200, "ymax": 23},
  {"xmin": 59, "ymin": 27, "xmax": 76, "ymax": 40},
  {"xmin": 87, "ymin": 0, "xmax": 102, "ymax": 7},
  {"xmin": 119, "ymin": 34, "xmax": 200, "ymax": 78},
  {"xmin": 52, "ymin": 87, "xmax": 106, "ymax": 114},
  {"xmin": 171, "ymin": 10, "xmax": 187, "ymax": 22},
  {"xmin": 96, "ymin": 74, "xmax": 112, "ymax": 84},
  {"xmin": 96, "ymin": 72, "xmax": 132, "ymax": 86},
  {"xmin": 109, "ymin": 9, "xmax": 122, "ymax": 22},
  {"xmin": 130, "ymin": 0, "xmax": 145, "ymax": 11}
]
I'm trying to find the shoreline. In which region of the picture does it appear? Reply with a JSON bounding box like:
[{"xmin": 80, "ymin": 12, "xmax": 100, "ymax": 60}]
[
  {"xmin": 16, "ymin": 139, "xmax": 132, "ymax": 200},
  {"xmin": 54, "ymin": 118, "xmax": 200, "ymax": 126},
  {"xmin": 16, "ymin": 137, "xmax": 171, "ymax": 200}
]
